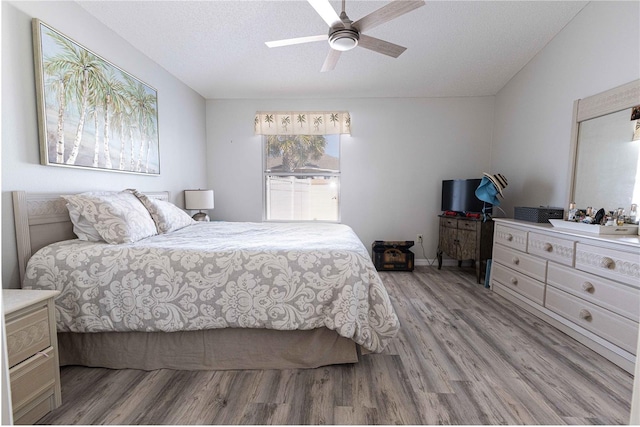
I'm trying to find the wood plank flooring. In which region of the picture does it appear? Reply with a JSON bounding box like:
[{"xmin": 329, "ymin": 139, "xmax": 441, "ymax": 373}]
[{"xmin": 37, "ymin": 266, "xmax": 634, "ymax": 425}]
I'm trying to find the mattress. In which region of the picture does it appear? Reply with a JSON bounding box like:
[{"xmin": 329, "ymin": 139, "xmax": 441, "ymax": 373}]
[{"xmin": 23, "ymin": 221, "xmax": 399, "ymax": 353}]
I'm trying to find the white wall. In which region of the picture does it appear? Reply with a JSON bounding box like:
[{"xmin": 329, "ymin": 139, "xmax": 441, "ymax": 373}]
[
  {"xmin": 491, "ymin": 1, "xmax": 640, "ymax": 214},
  {"xmin": 207, "ymin": 97, "xmax": 495, "ymax": 260},
  {"xmin": 1, "ymin": 1, "xmax": 209, "ymax": 289}
]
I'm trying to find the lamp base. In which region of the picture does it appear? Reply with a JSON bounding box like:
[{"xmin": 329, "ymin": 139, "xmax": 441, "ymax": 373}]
[{"xmin": 192, "ymin": 212, "xmax": 210, "ymax": 222}]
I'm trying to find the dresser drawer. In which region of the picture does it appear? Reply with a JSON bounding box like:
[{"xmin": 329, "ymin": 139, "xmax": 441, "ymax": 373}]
[
  {"xmin": 494, "ymin": 224, "xmax": 528, "ymax": 252},
  {"xmin": 440, "ymin": 217, "xmax": 457, "ymax": 228},
  {"xmin": 527, "ymin": 232, "xmax": 575, "ymax": 266},
  {"xmin": 575, "ymin": 243, "xmax": 640, "ymax": 285},
  {"xmin": 13, "ymin": 388, "xmax": 57, "ymax": 425},
  {"xmin": 457, "ymin": 220, "xmax": 477, "ymax": 231},
  {"xmin": 491, "ymin": 262, "xmax": 545, "ymax": 305},
  {"xmin": 6, "ymin": 306, "xmax": 51, "ymax": 368},
  {"xmin": 10, "ymin": 347, "xmax": 57, "ymax": 413},
  {"xmin": 493, "ymin": 244, "xmax": 547, "ymax": 282},
  {"xmin": 548, "ymin": 262, "xmax": 640, "ymax": 321},
  {"xmin": 546, "ymin": 286, "xmax": 638, "ymax": 355}
]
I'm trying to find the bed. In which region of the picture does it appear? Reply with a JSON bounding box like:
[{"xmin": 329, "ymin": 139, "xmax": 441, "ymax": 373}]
[{"xmin": 13, "ymin": 190, "xmax": 399, "ymax": 370}]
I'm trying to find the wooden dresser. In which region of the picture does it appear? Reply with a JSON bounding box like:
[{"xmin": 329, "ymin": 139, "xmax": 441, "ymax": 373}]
[
  {"xmin": 489, "ymin": 218, "xmax": 639, "ymax": 373},
  {"xmin": 437, "ymin": 215, "xmax": 494, "ymax": 283},
  {"xmin": 4, "ymin": 290, "xmax": 61, "ymax": 424}
]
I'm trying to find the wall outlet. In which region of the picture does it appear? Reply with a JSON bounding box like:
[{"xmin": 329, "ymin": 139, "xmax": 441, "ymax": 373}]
[{"xmin": 417, "ymin": 234, "xmax": 423, "ymax": 243}]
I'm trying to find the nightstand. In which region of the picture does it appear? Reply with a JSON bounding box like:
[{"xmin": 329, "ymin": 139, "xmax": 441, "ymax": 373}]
[
  {"xmin": 3, "ymin": 289, "xmax": 61, "ymax": 424},
  {"xmin": 437, "ymin": 215, "xmax": 494, "ymax": 284}
]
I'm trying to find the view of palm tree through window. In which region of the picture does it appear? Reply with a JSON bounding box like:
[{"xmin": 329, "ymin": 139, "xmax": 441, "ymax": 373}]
[{"xmin": 264, "ymin": 134, "xmax": 340, "ymax": 221}]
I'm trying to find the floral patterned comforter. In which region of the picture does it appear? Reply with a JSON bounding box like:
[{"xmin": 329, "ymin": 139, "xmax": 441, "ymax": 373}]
[{"xmin": 23, "ymin": 222, "xmax": 399, "ymax": 352}]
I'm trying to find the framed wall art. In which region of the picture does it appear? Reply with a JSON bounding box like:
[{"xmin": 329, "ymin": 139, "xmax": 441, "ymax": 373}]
[{"xmin": 32, "ymin": 19, "xmax": 160, "ymax": 175}]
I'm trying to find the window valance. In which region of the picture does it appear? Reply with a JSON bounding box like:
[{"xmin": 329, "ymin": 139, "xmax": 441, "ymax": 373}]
[{"xmin": 254, "ymin": 111, "xmax": 351, "ymax": 135}]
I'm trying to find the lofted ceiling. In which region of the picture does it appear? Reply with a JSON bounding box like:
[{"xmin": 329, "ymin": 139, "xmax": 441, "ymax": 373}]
[{"xmin": 76, "ymin": 1, "xmax": 588, "ymax": 99}]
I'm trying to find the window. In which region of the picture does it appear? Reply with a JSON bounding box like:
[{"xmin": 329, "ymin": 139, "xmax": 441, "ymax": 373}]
[{"xmin": 263, "ymin": 134, "xmax": 340, "ymax": 221}]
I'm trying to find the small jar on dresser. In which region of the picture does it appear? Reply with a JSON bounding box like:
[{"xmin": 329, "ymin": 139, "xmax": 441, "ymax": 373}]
[
  {"xmin": 3, "ymin": 289, "xmax": 61, "ymax": 424},
  {"xmin": 489, "ymin": 218, "xmax": 640, "ymax": 374}
]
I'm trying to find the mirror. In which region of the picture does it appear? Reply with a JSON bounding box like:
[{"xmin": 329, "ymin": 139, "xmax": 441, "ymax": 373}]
[{"xmin": 568, "ymin": 79, "xmax": 640, "ymax": 215}]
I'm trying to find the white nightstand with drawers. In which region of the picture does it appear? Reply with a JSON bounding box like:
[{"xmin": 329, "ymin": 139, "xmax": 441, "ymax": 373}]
[
  {"xmin": 489, "ymin": 218, "xmax": 639, "ymax": 373},
  {"xmin": 3, "ymin": 289, "xmax": 61, "ymax": 424}
]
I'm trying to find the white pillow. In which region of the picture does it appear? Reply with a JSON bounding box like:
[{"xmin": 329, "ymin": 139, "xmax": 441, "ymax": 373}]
[
  {"xmin": 66, "ymin": 203, "xmax": 104, "ymax": 242},
  {"xmin": 62, "ymin": 191, "xmax": 158, "ymax": 244},
  {"xmin": 131, "ymin": 190, "xmax": 195, "ymax": 233},
  {"xmin": 64, "ymin": 191, "xmax": 117, "ymax": 242}
]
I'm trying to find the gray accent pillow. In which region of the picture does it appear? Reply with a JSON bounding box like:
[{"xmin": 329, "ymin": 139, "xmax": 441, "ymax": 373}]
[
  {"xmin": 62, "ymin": 191, "xmax": 157, "ymax": 244},
  {"xmin": 130, "ymin": 190, "xmax": 196, "ymax": 233}
]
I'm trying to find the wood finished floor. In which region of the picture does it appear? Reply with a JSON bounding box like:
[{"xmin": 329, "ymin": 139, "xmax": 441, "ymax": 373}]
[{"xmin": 37, "ymin": 266, "xmax": 634, "ymax": 425}]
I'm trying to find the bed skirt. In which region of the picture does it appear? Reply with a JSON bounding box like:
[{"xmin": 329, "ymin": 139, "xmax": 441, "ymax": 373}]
[{"xmin": 57, "ymin": 327, "xmax": 359, "ymax": 371}]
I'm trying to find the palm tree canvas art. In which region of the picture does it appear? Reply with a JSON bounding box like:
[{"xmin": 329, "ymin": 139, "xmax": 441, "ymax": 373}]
[{"xmin": 32, "ymin": 19, "xmax": 160, "ymax": 175}]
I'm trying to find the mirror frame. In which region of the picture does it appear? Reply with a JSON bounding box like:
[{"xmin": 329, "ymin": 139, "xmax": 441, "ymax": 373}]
[{"xmin": 566, "ymin": 79, "xmax": 640, "ymax": 209}]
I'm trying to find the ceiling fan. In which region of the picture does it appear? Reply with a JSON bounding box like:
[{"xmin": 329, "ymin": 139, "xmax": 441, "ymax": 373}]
[{"xmin": 265, "ymin": 0, "xmax": 426, "ymax": 72}]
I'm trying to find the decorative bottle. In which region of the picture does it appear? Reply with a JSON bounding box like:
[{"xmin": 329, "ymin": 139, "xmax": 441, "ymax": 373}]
[
  {"xmin": 567, "ymin": 202, "xmax": 577, "ymax": 221},
  {"xmin": 630, "ymin": 204, "xmax": 637, "ymax": 224}
]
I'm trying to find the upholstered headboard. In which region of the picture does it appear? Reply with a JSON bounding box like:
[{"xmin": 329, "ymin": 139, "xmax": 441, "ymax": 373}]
[{"xmin": 12, "ymin": 190, "xmax": 170, "ymax": 284}]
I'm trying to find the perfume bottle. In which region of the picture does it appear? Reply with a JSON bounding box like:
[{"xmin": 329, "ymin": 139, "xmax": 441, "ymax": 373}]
[
  {"xmin": 630, "ymin": 204, "xmax": 637, "ymax": 224},
  {"xmin": 616, "ymin": 208, "xmax": 625, "ymax": 226},
  {"xmin": 567, "ymin": 202, "xmax": 577, "ymax": 221}
]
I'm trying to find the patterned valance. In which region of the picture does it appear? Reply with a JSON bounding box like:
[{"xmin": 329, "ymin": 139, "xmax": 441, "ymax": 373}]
[{"xmin": 254, "ymin": 111, "xmax": 351, "ymax": 135}]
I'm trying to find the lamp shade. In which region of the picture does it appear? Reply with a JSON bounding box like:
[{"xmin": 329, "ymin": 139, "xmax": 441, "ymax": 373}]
[{"xmin": 184, "ymin": 190, "xmax": 214, "ymax": 210}]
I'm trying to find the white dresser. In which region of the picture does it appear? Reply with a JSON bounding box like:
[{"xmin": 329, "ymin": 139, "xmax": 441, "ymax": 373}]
[
  {"xmin": 489, "ymin": 218, "xmax": 640, "ymax": 373},
  {"xmin": 4, "ymin": 289, "xmax": 62, "ymax": 424}
]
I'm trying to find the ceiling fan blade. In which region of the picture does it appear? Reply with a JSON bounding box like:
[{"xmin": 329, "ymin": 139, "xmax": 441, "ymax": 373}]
[
  {"xmin": 358, "ymin": 34, "xmax": 407, "ymax": 58},
  {"xmin": 321, "ymin": 49, "xmax": 342, "ymax": 72},
  {"xmin": 266, "ymin": 35, "xmax": 328, "ymax": 48},
  {"xmin": 353, "ymin": 0, "xmax": 425, "ymax": 33},
  {"xmin": 308, "ymin": 0, "xmax": 342, "ymax": 28}
]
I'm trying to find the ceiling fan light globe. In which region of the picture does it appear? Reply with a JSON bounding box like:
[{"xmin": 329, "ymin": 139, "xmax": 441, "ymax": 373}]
[
  {"xmin": 328, "ymin": 28, "xmax": 359, "ymax": 51},
  {"xmin": 330, "ymin": 37, "xmax": 358, "ymax": 51}
]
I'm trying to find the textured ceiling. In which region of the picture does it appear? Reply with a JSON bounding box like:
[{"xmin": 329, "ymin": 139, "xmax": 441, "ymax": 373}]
[{"xmin": 76, "ymin": 1, "xmax": 588, "ymax": 99}]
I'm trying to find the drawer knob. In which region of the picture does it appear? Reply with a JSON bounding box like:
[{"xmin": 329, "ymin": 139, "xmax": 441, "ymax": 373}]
[
  {"xmin": 543, "ymin": 243, "xmax": 553, "ymax": 252},
  {"xmin": 600, "ymin": 257, "xmax": 615, "ymax": 269},
  {"xmin": 581, "ymin": 282, "xmax": 595, "ymax": 293},
  {"xmin": 512, "ymin": 256, "xmax": 520, "ymax": 265},
  {"xmin": 510, "ymin": 277, "xmax": 518, "ymax": 285},
  {"xmin": 506, "ymin": 233, "xmax": 513, "ymax": 242},
  {"xmin": 579, "ymin": 309, "xmax": 592, "ymax": 321}
]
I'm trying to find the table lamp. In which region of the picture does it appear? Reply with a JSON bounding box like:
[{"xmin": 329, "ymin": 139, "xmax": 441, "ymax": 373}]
[{"xmin": 184, "ymin": 189, "xmax": 214, "ymax": 221}]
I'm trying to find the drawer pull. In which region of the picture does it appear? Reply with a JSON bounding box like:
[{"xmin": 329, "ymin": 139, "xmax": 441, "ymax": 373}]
[
  {"xmin": 511, "ymin": 256, "xmax": 520, "ymax": 265},
  {"xmin": 543, "ymin": 243, "xmax": 553, "ymax": 252},
  {"xmin": 510, "ymin": 277, "xmax": 518, "ymax": 285},
  {"xmin": 581, "ymin": 282, "xmax": 595, "ymax": 293},
  {"xmin": 505, "ymin": 233, "xmax": 513, "ymax": 242},
  {"xmin": 37, "ymin": 351, "xmax": 50, "ymax": 358},
  {"xmin": 579, "ymin": 309, "xmax": 592, "ymax": 321},
  {"xmin": 600, "ymin": 257, "xmax": 615, "ymax": 269}
]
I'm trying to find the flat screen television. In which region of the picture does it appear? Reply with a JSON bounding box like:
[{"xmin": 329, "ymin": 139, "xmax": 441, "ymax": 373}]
[{"xmin": 441, "ymin": 178, "xmax": 488, "ymax": 213}]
